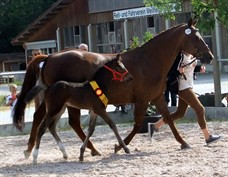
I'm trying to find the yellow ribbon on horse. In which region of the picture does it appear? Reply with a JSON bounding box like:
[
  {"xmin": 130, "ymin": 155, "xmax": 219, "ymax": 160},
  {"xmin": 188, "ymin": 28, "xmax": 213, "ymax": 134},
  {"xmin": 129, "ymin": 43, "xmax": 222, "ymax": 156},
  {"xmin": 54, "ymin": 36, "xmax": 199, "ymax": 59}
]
[{"xmin": 89, "ymin": 81, "xmax": 108, "ymax": 107}]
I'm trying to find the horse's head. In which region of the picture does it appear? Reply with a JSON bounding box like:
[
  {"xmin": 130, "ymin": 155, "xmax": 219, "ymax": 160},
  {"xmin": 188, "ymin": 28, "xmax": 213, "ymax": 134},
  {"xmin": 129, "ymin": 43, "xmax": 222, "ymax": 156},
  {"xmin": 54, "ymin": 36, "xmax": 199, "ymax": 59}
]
[
  {"xmin": 104, "ymin": 54, "xmax": 133, "ymax": 82},
  {"xmin": 180, "ymin": 18, "xmax": 214, "ymax": 64}
]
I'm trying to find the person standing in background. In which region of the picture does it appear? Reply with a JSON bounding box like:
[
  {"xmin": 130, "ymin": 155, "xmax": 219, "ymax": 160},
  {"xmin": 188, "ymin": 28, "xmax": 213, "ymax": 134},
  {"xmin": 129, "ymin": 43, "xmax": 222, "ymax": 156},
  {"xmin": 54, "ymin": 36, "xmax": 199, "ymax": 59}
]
[
  {"xmin": 32, "ymin": 49, "xmax": 42, "ymax": 58},
  {"xmin": 78, "ymin": 43, "xmax": 88, "ymax": 51},
  {"xmin": 164, "ymin": 53, "xmax": 182, "ymax": 107},
  {"xmin": 6, "ymin": 84, "xmax": 18, "ymax": 117}
]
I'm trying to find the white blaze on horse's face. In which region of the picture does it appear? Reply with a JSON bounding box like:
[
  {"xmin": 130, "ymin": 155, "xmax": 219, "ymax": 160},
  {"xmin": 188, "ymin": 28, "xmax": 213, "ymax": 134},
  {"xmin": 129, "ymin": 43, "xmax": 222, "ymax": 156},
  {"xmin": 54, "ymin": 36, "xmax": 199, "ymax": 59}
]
[
  {"xmin": 195, "ymin": 31, "xmax": 204, "ymax": 41},
  {"xmin": 118, "ymin": 60, "xmax": 126, "ymax": 70}
]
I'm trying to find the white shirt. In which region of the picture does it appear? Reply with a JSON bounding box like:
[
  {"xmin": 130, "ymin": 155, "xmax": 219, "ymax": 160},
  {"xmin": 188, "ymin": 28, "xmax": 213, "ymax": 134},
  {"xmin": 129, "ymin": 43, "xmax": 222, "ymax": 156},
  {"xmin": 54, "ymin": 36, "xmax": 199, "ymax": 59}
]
[
  {"xmin": 178, "ymin": 53, "xmax": 197, "ymax": 91},
  {"xmin": 6, "ymin": 95, "xmax": 17, "ymax": 117}
]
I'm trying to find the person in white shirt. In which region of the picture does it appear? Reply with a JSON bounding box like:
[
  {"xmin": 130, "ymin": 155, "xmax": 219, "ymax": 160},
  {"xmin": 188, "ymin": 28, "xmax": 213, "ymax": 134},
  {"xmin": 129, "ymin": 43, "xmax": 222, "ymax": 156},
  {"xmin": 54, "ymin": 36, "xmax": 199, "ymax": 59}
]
[{"xmin": 150, "ymin": 52, "xmax": 221, "ymax": 145}]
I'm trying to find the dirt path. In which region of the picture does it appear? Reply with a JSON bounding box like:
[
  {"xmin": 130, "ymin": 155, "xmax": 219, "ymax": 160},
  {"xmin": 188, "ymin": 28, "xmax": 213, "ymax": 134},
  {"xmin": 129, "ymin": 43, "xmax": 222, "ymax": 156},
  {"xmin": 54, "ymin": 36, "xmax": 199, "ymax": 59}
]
[{"xmin": 0, "ymin": 121, "xmax": 227, "ymax": 177}]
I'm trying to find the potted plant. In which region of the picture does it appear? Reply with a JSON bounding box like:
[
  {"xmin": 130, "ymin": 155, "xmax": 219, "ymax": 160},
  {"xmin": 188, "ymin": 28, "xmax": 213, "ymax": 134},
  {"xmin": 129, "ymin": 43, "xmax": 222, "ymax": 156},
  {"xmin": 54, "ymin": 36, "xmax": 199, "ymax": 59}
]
[{"xmin": 138, "ymin": 102, "xmax": 161, "ymax": 133}]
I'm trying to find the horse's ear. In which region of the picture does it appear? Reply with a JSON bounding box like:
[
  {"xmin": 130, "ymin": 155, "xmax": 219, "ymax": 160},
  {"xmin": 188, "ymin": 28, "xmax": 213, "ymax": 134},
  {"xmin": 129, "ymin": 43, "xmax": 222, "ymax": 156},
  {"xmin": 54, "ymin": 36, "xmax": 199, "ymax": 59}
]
[
  {"xmin": 188, "ymin": 17, "xmax": 198, "ymax": 27},
  {"xmin": 116, "ymin": 53, "xmax": 121, "ymax": 61}
]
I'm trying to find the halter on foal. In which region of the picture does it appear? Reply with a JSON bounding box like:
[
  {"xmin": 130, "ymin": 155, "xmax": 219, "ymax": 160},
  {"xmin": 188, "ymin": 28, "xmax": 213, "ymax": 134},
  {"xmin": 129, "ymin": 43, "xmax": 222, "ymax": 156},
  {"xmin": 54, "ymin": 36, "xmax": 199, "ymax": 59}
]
[{"xmin": 26, "ymin": 55, "xmax": 132, "ymax": 164}]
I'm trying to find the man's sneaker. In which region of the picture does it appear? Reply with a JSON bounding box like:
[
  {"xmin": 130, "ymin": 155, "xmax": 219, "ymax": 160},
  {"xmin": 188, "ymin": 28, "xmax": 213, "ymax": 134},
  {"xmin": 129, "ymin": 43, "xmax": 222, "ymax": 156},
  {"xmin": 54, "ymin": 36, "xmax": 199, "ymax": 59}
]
[{"xmin": 206, "ymin": 135, "xmax": 221, "ymax": 145}]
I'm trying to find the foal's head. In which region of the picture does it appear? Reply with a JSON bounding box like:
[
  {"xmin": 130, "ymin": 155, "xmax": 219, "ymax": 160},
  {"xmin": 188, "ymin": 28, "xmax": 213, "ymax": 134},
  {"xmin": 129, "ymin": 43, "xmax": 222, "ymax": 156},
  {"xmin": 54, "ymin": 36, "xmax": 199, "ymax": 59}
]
[
  {"xmin": 102, "ymin": 55, "xmax": 133, "ymax": 82},
  {"xmin": 179, "ymin": 17, "xmax": 214, "ymax": 64}
]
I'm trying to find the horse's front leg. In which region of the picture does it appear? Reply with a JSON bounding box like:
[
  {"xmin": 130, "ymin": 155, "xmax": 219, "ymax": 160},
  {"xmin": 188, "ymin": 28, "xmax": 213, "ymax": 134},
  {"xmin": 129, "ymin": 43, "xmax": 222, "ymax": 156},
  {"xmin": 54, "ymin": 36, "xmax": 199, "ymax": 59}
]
[
  {"xmin": 153, "ymin": 96, "xmax": 190, "ymax": 149},
  {"xmin": 79, "ymin": 113, "xmax": 98, "ymax": 162},
  {"xmin": 115, "ymin": 102, "xmax": 148, "ymax": 153},
  {"xmin": 96, "ymin": 109, "xmax": 130, "ymax": 154},
  {"xmin": 67, "ymin": 107, "xmax": 101, "ymax": 156},
  {"xmin": 24, "ymin": 101, "xmax": 46, "ymax": 159},
  {"xmin": 33, "ymin": 112, "xmax": 53, "ymax": 165}
]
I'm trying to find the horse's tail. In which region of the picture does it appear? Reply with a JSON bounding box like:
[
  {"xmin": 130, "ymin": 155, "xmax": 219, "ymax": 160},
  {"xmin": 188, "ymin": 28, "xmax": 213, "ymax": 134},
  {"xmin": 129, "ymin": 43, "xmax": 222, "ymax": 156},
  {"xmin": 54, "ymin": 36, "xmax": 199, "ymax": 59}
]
[
  {"xmin": 24, "ymin": 85, "xmax": 47, "ymax": 104},
  {"xmin": 13, "ymin": 54, "xmax": 48, "ymax": 131}
]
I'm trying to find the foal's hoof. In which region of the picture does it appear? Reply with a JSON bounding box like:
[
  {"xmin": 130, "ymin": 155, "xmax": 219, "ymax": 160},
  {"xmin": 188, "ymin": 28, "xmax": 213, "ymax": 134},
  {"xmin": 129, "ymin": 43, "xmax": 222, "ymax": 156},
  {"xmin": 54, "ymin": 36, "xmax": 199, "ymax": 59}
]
[
  {"xmin": 181, "ymin": 143, "xmax": 191, "ymax": 149},
  {"xmin": 124, "ymin": 147, "xmax": 130, "ymax": 154},
  {"xmin": 91, "ymin": 149, "xmax": 102, "ymax": 156},
  {"xmin": 23, "ymin": 150, "xmax": 31, "ymax": 159},
  {"xmin": 114, "ymin": 144, "xmax": 122, "ymax": 153},
  {"xmin": 79, "ymin": 156, "xmax": 84, "ymax": 162},
  {"xmin": 33, "ymin": 160, "xmax": 37, "ymax": 165}
]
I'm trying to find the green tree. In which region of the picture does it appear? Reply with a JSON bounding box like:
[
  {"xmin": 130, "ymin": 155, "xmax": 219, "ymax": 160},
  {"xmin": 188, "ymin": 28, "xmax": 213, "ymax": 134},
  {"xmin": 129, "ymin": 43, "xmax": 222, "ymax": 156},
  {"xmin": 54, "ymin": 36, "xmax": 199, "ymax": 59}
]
[
  {"xmin": 0, "ymin": 0, "xmax": 57, "ymax": 53},
  {"xmin": 129, "ymin": 32, "xmax": 153, "ymax": 50},
  {"xmin": 143, "ymin": 0, "xmax": 228, "ymax": 31},
  {"xmin": 143, "ymin": 0, "xmax": 183, "ymax": 20}
]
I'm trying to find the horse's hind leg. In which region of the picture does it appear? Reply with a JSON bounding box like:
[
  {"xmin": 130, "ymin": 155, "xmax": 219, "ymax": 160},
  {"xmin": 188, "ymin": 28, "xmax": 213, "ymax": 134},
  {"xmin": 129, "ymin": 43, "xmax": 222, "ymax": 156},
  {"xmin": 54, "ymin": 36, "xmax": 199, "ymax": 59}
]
[
  {"xmin": 48, "ymin": 108, "xmax": 68, "ymax": 159},
  {"xmin": 33, "ymin": 113, "xmax": 52, "ymax": 165},
  {"xmin": 153, "ymin": 96, "xmax": 190, "ymax": 149},
  {"xmin": 79, "ymin": 114, "xmax": 97, "ymax": 162},
  {"xmin": 67, "ymin": 107, "xmax": 101, "ymax": 156},
  {"xmin": 24, "ymin": 101, "xmax": 46, "ymax": 159},
  {"xmin": 97, "ymin": 109, "xmax": 130, "ymax": 154}
]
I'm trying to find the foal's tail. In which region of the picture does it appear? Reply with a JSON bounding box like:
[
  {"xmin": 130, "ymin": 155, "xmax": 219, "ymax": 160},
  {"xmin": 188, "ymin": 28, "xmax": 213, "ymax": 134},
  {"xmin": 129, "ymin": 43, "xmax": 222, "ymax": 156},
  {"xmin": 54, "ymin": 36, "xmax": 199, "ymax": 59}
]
[
  {"xmin": 24, "ymin": 85, "xmax": 47, "ymax": 104},
  {"xmin": 13, "ymin": 54, "xmax": 48, "ymax": 131}
]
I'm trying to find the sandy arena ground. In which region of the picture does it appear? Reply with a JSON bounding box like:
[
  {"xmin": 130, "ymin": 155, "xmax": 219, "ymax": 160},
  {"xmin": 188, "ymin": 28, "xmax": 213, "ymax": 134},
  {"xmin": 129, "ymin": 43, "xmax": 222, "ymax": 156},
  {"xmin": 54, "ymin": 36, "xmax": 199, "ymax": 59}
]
[{"xmin": 0, "ymin": 121, "xmax": 227, "ymax": 177}]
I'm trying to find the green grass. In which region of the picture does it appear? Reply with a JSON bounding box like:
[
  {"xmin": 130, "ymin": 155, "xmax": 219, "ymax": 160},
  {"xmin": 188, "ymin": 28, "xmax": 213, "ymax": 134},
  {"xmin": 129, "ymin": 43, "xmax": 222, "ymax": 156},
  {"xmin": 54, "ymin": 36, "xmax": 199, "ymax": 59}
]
[{"xmin": 0, "ymin": 95, "xmax": 6, "ymax": 107}]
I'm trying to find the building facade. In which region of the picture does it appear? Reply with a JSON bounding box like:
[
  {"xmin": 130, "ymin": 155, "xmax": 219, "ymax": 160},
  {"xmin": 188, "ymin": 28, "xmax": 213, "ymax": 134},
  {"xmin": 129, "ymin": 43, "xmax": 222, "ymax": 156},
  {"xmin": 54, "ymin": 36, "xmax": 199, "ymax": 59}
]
[{"xmin": 11, "ymin": 0, "xmax": 228, "ymax": 71}]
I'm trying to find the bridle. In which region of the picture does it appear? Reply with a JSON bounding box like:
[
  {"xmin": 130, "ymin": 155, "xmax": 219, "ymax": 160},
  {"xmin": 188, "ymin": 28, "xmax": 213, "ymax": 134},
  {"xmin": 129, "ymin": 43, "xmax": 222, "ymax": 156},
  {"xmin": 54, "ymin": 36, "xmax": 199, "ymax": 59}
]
[
  {"xmin": 104, "ymin": 64, "xmax": 129, "ymax": 81},
  {"xmin": 185, "ymin": 28, "xmax": 208, "ymax": 59}
]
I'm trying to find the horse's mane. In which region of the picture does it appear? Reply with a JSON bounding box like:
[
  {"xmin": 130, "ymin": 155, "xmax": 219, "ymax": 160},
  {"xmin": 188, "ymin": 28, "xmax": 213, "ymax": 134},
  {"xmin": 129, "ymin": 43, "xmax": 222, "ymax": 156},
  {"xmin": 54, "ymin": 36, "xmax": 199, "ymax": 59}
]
[{"xmin": 141, "ymin": 23, "xmax": 186, "ymax": 48}]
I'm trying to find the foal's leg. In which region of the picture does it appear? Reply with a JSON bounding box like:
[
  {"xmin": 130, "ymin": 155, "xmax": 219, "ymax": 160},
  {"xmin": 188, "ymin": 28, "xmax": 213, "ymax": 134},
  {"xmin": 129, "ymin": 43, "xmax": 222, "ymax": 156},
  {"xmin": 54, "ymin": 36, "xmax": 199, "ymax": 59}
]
[
  {"xmin": 96, "ymin": 109, "xmax": 130, "ymax": 154},
  {"xmin": 67, "ymin": 107, "xmax": 101, "ymax": 156},
  {"xmin": 79, "ymin": 113, "xmax": 97, "ymax": 162},
  {"xmin": 24, "ymin": 101, "xmax": 46, "ymax": 159},
  {"xmin": 48, "ymin": 107, "xmax": 68, "ymax": 159},
  {"xmin": 114, "ymin": 102, "xmax": 149, "ymax": 153}
]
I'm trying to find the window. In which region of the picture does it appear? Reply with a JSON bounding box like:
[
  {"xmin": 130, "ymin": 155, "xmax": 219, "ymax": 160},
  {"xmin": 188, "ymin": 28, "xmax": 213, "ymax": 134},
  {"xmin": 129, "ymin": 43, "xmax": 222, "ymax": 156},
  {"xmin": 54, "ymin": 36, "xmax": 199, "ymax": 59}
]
[
  {"xmin": 74, "ymin": 26, "xmax": 80, "ymax": 35},
  {"xmin": 63, "ymin": 27, "xmax": 70, "ymax": 47},
  {"xmin": 108, "ymin": 32, "xmax": 116, "ymax": 44},
  {"xmin": 109, "ymin": 22, "xmax": 114, "ymax": 32},
  {"xmin": 74, "ymin": 26, "xmax": 81, "ymax": 46},
  {"xmin": 147, "ymin": 17, "xmax": 154, "ymax": 28},
  {"xmin": 63, "ymin": 26, "xmax": 87, "ymax": 48},
  {"xmin": 96, "ymin": 21, "xmax": 123, "ymax": 53}
]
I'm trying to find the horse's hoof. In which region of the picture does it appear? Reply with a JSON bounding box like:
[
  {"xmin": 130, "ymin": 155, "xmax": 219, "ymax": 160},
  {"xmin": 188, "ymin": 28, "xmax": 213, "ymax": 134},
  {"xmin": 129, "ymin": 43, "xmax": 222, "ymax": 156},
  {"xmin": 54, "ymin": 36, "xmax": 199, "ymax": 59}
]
[
  {"xmin": 114, "ymin": 144, "xmax": 122, "ymax": 153},
  {"xmin": 91, "ymin": 149, "xmax": 102, "ymax": 156},
  {"xmin": 79, "ymin": 156, "xmax": 84, "ymax": 162},
  {"xmin": 23, "ymin": 150, "xmax": 31, "ymax": 159},
  {"xmin": 63, "ymin": 154, "xmax": 68, "ymax": 159},
  {"xmin": 32, "ymin": 160, "xmax": 37, "ymax": 165},
  {"xmin": 124, "ymin": 147, "xmax": 130, "ymax": 154},
  {"xmin": 181, "ymin": 143, "xmax": 191, "ymax": 149}
]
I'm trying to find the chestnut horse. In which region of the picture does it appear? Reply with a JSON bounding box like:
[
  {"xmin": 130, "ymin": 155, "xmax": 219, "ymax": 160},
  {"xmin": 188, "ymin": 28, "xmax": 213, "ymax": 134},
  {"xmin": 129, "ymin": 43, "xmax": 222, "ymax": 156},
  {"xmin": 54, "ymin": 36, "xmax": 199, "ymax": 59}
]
[
  {"xmin": 24, "ymin": 55, "xmax": 132, "ymax": 164},
  {"xmin": 14, "ymin": 18, "xmax": 213, "ymax": 158}
]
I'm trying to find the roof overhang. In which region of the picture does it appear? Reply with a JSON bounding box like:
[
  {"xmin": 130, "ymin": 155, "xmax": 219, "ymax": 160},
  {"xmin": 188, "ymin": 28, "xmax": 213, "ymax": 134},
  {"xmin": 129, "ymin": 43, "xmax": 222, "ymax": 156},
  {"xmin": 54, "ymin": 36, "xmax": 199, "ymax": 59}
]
[{"xmin": 11, "ymin": 0, "xmax": 73, "ymax": 46}]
